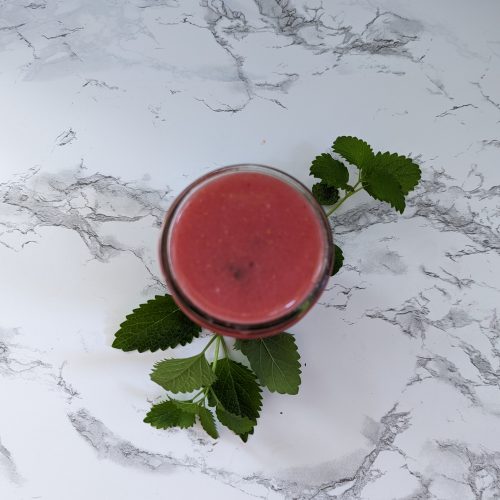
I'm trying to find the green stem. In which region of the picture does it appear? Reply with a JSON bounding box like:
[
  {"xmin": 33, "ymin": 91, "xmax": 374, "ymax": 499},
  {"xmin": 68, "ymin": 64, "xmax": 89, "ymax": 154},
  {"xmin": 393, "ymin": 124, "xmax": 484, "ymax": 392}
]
[
  {"xmin": 208, "ymin": 387, "xmax": 223, "ymax": 407},
  {"xmin": 325, "ymin": 180, "xmax": 363, "ymax": 217},
  {"xmin": 195, "ymin": 337, "xmax": 223, "ymax": 403},
  {"xmin": 202, "ymin": 334, "xmax": 217, "ymax": 354},
  {"xmin": 212, "ymin": 335, "xmax": 222, "ymax": 373},
  {"xmin": 189, "ymin": 336, "xmax": 221, "ymax": 403},
  {"xmin": 220, "ymin": 336, "xmax": 230, "ymax": 358},
  {"xmin": 190, "ymin": 388, "xmax": 205, "ymax": 402}
]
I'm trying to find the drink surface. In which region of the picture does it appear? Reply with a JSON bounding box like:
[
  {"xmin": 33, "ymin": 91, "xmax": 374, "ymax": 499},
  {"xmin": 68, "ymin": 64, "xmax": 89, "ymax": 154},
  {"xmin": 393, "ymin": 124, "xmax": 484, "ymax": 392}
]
[{"xmin": 168, "ymin": 171, "xmax": 326, "ymax": 325}]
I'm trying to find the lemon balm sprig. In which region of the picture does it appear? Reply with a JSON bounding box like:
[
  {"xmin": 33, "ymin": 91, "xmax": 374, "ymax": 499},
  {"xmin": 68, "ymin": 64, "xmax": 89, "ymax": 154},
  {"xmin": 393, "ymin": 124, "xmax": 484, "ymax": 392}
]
[{"xmin": 311, "ymin": 136, "xmax": 421, "ymax": 275}]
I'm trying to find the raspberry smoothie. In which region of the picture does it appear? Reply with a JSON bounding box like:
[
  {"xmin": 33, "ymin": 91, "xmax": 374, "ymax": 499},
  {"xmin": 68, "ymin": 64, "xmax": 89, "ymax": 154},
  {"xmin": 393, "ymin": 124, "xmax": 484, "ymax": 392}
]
[{"xmin": 160, "ymin": 165, "xmax": 332, "ymax": 337}]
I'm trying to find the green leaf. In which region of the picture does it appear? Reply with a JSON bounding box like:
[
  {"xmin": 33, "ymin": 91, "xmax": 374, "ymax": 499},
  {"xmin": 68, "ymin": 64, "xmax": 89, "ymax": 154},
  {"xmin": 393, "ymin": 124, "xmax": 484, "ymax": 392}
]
[
  {"xmin": 239, "ymin": 430, "xmax": 252, "ymax": 443},
  {"xmin": 198, "ymin": 407, "xmax": 219, "ymax": 439},
  {"xmin": 234, "ymin": 333, "xmax": 301, "ymax": 395},
  {"xmin": 151, "ymin": 353, "xmax": 216, "ymax": 393},
  {"xmin": 171, "ymin": 400, "xmax": 202, "ymax": 414},
  {"xmin": 370, "ymin": 152, "xmax": 421, "ymax": 195},
  {"xmin": 112, "ymin": 295, "xmax": 201, "ymax": 353},
  {"xmin": 363, "ymin": 168, "xmax": 406, "ymax": 213},
  {"xmin": 171, "ymin": 401, "xmax": 219, "ymax": 439},
  {"xmin": 333, "ymin": 136, "xmax": 374, "ymax": 169},
  {"xmin": 332, "ymin": 244, "xmax": 344, "ymax": 276},
  {"xmin": 312, "ymin": 182, "xmax": 339, "ymax": 205},
  {"xmin": 210, "ymin": 359, "xmax": 262, "ymax": 420},
  {"xmin": 215, "ymin": 407, "xmax": 255, "ymax": 435},
  {"xmin": 209, "ymin": 359, "xmax": 262, "ymax": 440},
  {"xmin": 310, "ymin": 153, "xmax": 349, "ymax": 189},
  {"xmin": 144, "ymin": 400, "xmax": 196, "ymax": 430}
]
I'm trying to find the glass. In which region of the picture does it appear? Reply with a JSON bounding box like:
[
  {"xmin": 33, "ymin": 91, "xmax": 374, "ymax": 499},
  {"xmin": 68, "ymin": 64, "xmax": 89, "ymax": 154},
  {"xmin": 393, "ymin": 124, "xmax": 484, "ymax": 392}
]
[{"xmin": 158, "ymin": 164, "xmax": 333, "ymax": 338}]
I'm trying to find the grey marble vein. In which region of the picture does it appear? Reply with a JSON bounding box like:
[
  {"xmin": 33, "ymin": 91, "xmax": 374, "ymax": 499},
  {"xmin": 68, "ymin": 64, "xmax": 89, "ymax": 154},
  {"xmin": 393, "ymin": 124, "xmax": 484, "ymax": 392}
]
[
  {"xmin": 413, "ymin": 355, "xmax": 480, "ymax": 405},
  {"xmin": 333, "ymin": 11, "xmax": 423, "ymax": 61},
  {"xmin": 333, "ymin": 164, "xmax": 500, "ymax": 261},
  {"xmin": 68, "ymin": 408, "xmax": 284, "ymax": 498},
  {"xmin": 0, "ymin": 327, "xmax": 85, "ymax": 406},
  {"xmin": 132, "ymin": 1, "xmax": 428, "ymax": 111},
  {"xmin": 309, "ymin": 405, "xmax": 412, "ymax": 499},
  {"xmin": 56, "ymin": 361, "xmax": 81, "ymax": 401},
  {"xmin": 436, "ymin": 441, "xmax": 500, "ymax": 499},
  {"xmin": 0, "ymin": 167, "xmax": 170, "ymax": 291},
  {"xmin": 0, "ymin": 327, "xmax": 51, "ymax": 378},
  {"xmin": 68, "ymin": 404, "xmax": 423, "ymax": 500},
  {"xmin": 0, "ymin": 436, "xmax": 21, "ymax": 484},
  {"xmin": 366, "ymin": 294, "xmax": 430, "ymax": 340}
]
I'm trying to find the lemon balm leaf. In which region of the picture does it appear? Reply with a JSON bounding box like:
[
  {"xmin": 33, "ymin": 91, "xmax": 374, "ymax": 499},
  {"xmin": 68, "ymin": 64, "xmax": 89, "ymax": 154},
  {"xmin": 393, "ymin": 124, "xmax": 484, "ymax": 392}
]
[
  {"xmin": 209, "ymin": 359, "xmax": 262, "ymax": 440},
  {"xmin": 235, "ymin": 333, "xmax": 301, "ymax": 395},
  {"xmin": 362, "ymin": 167, "xmax": 406, "ymax": 213},
  {"xmin": 369, "ymin": 151, "xmax": 421, "ymax": 195},
  {"xmin": 333, "ymin": 136, "xmax": 374, "ymax": 169},
  {"xmin": 312, "ymin": 182, "xmax": 340, "ymax": 205},
  {"xmin": 215, "ymin": 407, "xmax": 255, "ymax": 435},
  {"xmin": 198, "ymin": 407, "xmax": 219, "ymax": 439},
  {"xmin": 112, "ymin": 295, "xmax": 201, "ymax": 353},
  {"xmin": 144, "ymin": 400, "xmax": 196, "ymax": 430},
  {"xmin": 332, "ymin": 244, "xmax": 344, "ymax": 276},
  {"xmin": 310, "ymin": 154, "xmax": 350, "ymax": 189},
  {"xmin": 210, "ymin": 359, "xmax": 262, "ymax": 420},
  {"xmin": 151, "ymin": 353, "xmax": 216, "ymax": 393}
]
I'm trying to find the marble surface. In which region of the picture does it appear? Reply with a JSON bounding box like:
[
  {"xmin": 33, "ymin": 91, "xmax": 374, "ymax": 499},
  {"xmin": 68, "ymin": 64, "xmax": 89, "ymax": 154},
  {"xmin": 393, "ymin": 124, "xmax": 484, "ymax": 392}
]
[{"xmin": 1, "ymin": 0, "xmax": 500, "ymax": 498}]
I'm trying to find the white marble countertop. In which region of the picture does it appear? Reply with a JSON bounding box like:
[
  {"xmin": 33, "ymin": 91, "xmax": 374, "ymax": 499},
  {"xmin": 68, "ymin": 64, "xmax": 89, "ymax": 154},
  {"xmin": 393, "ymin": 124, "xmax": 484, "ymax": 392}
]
[{"xmin": 1, "ymin": 1, "xmax": 500, "ymax": 499}]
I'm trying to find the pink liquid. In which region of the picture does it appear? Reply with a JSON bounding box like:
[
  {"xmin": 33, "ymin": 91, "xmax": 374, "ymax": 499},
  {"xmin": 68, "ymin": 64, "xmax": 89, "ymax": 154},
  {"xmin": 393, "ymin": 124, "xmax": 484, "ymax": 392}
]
[{"xmin": 168, "ymin": 171, "xmax": 327, "ymax": 325}]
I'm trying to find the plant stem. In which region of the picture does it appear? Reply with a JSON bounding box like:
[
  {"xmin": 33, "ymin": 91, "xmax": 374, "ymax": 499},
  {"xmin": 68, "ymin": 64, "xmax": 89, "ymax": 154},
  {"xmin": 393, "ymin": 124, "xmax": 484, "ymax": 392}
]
[
  {"xmin": 220, "ymin": 336, "xmax": 230, "ymax": 358},
  {"xmin": 190, "ymin": 388, "xmax": 205, "ymax": 402},
  {"xmin": 190, "ymin": 336, "xmax": 222, "ymax": 403},
  {"xmin": 208, "ymin": 387, "xmax": 222, "ymax": 407},
  {"xmin": 202, "ymin": 334, "xmax": 217, "ymax": 353},
  {"xmin": 212, "ymin": 335, "xmax": 222, "ymax": 372},
  {"xmin": 325, "ymin": 180, "xmax": 363, "ymax": 217}
]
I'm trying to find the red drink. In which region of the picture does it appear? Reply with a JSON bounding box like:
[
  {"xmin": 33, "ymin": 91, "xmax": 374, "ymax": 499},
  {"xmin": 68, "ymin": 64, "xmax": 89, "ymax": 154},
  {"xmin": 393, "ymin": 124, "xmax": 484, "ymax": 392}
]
[{"xmin": 159, "ymin": 165, "xmax": 333, "ymax": 338}]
